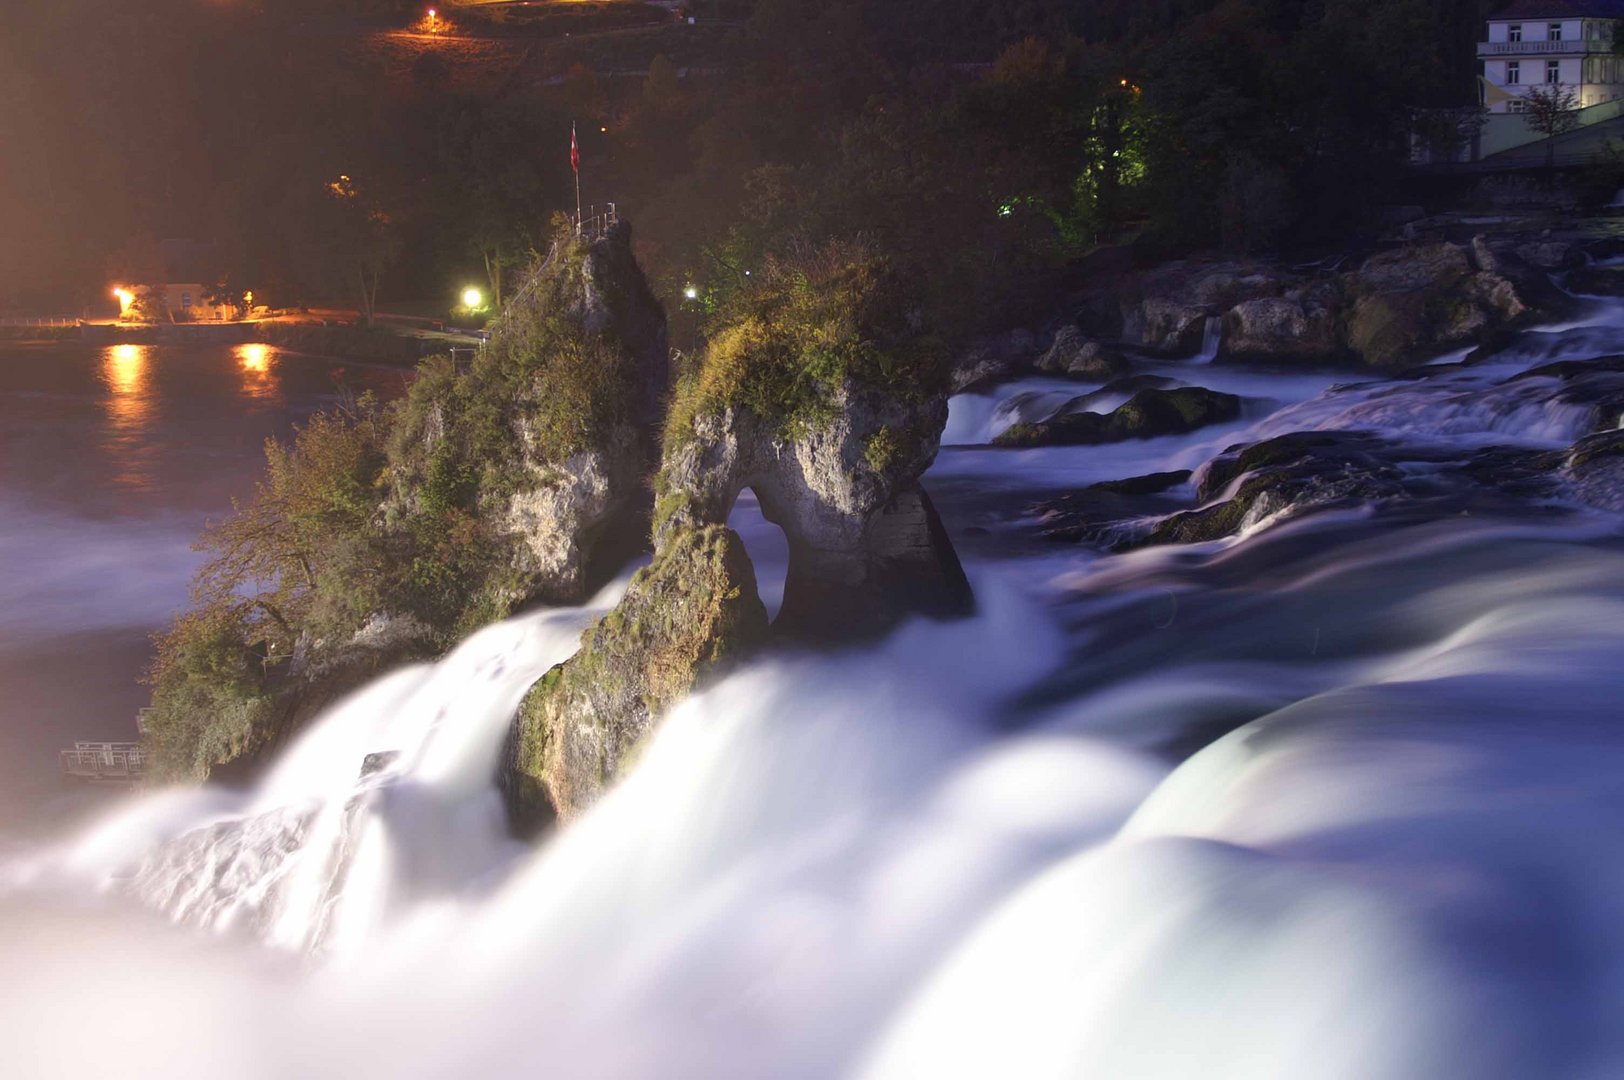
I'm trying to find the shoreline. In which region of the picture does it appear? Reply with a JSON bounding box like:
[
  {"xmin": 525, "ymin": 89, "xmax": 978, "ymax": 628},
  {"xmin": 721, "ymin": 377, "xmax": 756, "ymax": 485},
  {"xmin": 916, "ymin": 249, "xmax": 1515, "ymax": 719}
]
[{"xmin": 0, "ymin": 320, "xmax": 483, "ymax": 366}]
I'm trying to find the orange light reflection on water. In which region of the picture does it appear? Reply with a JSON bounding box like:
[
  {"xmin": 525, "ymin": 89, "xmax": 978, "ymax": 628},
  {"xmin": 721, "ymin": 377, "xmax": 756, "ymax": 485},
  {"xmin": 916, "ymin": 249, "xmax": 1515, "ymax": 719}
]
[
  {"xmin": 235, "ymin": 343, "xmax": 283, "ymax": 405},
  {"xmin": 101, "ymin": 343, "xmax": 156, "ymax": 493}
]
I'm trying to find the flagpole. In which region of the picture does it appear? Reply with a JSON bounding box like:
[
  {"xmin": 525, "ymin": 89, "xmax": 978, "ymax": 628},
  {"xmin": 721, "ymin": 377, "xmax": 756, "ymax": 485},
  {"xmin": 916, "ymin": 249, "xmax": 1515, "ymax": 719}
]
[{"xmin": 573, "ymin": 121, "xmax": 582, "ymax": 233}]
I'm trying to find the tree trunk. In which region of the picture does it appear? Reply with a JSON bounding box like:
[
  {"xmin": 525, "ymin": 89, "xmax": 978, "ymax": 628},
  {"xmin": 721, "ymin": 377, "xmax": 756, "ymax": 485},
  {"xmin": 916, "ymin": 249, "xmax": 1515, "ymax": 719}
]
[{"xmin": 357, "ymin": 266, "xmax": 374, "ymax": 329}]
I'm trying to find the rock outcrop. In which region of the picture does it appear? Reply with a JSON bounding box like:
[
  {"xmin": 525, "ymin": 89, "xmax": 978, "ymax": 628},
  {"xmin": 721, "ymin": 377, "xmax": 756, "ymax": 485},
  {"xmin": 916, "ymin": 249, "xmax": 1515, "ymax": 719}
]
[
  {"xmin": 1033, "ymin": 326, "xmax": 1129, "ymax": 379},
  {"xmin": 494, "ymin": 225, "xmax": 668, "ymax": 604},
  {"xmin": 502, "ymin": 525, "xmax": 768, "ymax": 830},
  {"xmin": 659, "ymin": 380, "xmax": 972, "ymax": 640},
  {"xmin": 387, "ymin": 223, "xmax": 669, "ymax": 608},
  {"xmin": 993, "ymin": 386, "xmax": 1242, "ymax": 448},
  {"xmin": 1052, "ymin": 236, "xmax": 1572, "ymax": 372},
  {"xmin": 949, "ymin": 328, "xmax": 1042, "ymax": 392},
  {"xmin": 500, "ymin": 242, "xmax": 976, "ymax": 832},
  {"xmin": 1121, "ymin": 262, "xmax": 1286, "ymax": 353},
  {"xmin": 1220, "ymin": 290, "xmax": 1343, "ymax": 364}
]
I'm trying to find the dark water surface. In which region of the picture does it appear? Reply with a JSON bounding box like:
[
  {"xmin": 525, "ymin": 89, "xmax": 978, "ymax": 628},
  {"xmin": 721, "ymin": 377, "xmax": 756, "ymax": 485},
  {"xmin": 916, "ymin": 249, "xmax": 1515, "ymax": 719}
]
[{"xmin": 0, "ymin": 341, "xmax": 407, "ymax": 837}]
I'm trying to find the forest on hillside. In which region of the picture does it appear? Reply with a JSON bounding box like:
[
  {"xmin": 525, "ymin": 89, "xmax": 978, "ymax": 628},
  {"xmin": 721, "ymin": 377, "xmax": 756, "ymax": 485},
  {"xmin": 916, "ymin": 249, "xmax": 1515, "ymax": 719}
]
[{"xmin": 2, "ymin": 0, "xmax": 1506, "ymax": 326}]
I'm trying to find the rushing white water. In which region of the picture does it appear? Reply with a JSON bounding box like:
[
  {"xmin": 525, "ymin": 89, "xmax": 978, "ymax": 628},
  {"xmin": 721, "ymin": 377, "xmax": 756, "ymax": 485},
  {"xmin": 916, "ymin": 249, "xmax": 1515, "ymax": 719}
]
[{"xmin": 3, "ymin": 299, "xmax": 1624, "ymax": 1078}]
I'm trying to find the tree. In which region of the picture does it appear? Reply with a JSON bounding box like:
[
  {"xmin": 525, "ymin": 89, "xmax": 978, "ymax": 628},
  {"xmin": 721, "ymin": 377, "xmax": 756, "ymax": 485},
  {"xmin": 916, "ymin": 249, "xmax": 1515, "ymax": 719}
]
[
  {"xmin": 319, "ymin": 174, "xmax": 401, "ymax": 328},
  {"xmin": 1412, "ymin": 105, "xmax": 1489, "ymax": 167},
  {"xmin": 1523, "ymin": 83, "xmax": 1582, "ymax": 167}
]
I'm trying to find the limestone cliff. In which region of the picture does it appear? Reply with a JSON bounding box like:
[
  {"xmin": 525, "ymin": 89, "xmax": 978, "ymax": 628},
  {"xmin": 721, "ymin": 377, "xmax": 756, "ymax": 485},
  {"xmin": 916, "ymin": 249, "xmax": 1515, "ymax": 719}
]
[
  {"xmin": 386, "ymin": 222, "xmax": 669, "ymax": 611},
  {"xmin": 498, "ymin": 242, "xmax": 975, "ymax": 830}
]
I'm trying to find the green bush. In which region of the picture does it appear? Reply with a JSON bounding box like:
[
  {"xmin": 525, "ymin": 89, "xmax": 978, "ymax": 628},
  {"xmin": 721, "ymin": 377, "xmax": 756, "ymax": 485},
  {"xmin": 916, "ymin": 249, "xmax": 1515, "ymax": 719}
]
[{"xmin": 665, "ymin": 239, "xmax": 943, "ymax": 447}]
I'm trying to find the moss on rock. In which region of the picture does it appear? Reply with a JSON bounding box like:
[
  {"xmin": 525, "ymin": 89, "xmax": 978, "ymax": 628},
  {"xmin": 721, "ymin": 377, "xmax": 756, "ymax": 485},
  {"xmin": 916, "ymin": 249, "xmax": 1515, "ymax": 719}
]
[{"xmin": 503, "ymin": 525, "xmax": 768, "ymax": 827}]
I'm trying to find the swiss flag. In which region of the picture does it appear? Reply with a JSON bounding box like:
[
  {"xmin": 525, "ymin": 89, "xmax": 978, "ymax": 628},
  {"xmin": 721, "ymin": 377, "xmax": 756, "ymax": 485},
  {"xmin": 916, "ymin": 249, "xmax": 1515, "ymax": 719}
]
[{"xmin": 571, "ymin": 122, "xmax": 580, "ymax": 174}]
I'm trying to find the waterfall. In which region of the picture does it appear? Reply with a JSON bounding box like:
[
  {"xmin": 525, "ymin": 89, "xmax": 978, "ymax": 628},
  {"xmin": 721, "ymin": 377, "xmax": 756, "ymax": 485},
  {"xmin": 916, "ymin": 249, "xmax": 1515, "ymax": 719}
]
[
  {"xmin": 1196, "ymin": 315, "xmax": 1223, "ymax": 363},
  {"xmin": 5, "ymin": 297, "xmax": 1624, "ymax": 1079}
]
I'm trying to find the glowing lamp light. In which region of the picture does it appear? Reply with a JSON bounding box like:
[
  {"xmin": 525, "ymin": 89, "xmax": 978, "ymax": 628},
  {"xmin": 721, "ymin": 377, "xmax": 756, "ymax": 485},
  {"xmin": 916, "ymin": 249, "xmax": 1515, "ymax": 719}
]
[
  {"xmin": 683, "ymin": 286, "xmax": 699, "ymax": 301},
  {"xmin": 113, "ymin": 287, "xmax": 134, "ymax": 316},
  {"xmin": 462, "ymin": 287, "xmax": 484, "ymax": 309}
]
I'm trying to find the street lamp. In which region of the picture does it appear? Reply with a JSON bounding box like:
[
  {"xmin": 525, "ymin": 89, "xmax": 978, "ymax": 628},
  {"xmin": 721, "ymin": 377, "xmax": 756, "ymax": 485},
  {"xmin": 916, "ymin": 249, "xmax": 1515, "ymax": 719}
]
[
  {"xmin": 683, "ymin": 286, "xmax": 699, "ymax": 301},
  {"xmin": 462, "ymin": 286, "xmax": 484, "ymax": 309},
  {"xmin": 427, "ymin": 7, "xmax": 437, "ymax": 32}
]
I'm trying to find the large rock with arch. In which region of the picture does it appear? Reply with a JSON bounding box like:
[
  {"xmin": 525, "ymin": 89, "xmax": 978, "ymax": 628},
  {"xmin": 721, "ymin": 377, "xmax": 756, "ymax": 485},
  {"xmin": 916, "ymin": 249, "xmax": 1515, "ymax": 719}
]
[{"xmin": 656, "ymin": 382, "xmax": 971, "ymax": 640}]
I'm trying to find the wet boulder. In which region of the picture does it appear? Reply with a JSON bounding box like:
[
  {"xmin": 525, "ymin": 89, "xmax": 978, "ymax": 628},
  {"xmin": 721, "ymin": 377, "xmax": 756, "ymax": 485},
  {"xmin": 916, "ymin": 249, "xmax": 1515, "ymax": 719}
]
[
  {"xmin": 1340, "ymin": 239, "xmax": 1559, "ymax": 370},
  {"xmin": 1515, "ymin": 240, "xmax": 1582, "ymax": 271},
  {"xmin": 502, "ymin": 525, "xmax": 768, "ymax": 828},
  {"xmin": 1566, "ymin": 265, "xmax": 1624, "ymax": 298},
  {"xmin": 1034, "ymin": 326, "xmax": 1130, "ymax": 379},
  {"xmin": 994, "ymin": 387, "xmax": 1242, "ymax": 448},
  {"xmin": 1139, "ymin": 432, "xmax": 1419, "ymax": 548},
  {"xmin": 1355, "ymin": 243, "xmax": 1472, "ymax": 292},
  {"xmin": 1568, "ymin": 430, "xmax": 1624, "ymax": 512},
  {"xmin": 1219, "ymin": 293, "xmax": 1343, "ymax": 365},
  {"xmin": 949, "ymin": 327, "xmax": 1041, "ymax": 392},
  {"xmin": 1121, "ymin": 261, "xmax": 1287, "ymax": 354},
  {"xmin": 1031, "ymin": 471, "xmax": 1194, "ymax": 545}
]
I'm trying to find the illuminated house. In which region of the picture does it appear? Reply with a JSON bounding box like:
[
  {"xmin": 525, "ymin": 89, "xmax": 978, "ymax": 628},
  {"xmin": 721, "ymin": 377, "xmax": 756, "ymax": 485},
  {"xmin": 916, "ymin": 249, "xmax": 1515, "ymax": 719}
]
[
  {"xmin": 119, "ymin": 239, "xmax": 237, "ymax": 322},
  {"xmin": 1479, "ymin": 1, "xmax": 1624, "ymax": 113}
]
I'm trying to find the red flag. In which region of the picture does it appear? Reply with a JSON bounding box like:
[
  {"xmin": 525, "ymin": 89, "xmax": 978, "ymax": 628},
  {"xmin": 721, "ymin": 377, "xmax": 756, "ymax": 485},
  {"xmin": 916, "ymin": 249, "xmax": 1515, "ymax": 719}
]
[{"xmin": 571, "ymin": 123, "xmax": 580, "ymax": 174}]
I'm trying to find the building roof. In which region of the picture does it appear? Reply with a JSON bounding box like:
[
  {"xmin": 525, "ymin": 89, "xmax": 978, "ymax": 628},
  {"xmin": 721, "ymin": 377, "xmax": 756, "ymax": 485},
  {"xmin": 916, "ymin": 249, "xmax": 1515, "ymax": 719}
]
[{"xmin": 1491, "ymin": 0, "xmax": 1624, "ymax": 19}]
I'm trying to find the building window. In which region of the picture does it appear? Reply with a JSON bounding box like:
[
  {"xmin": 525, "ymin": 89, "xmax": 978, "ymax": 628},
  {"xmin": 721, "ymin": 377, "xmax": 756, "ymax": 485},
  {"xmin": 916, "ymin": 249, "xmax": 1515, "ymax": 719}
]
[
  {"xmin": 1548, "ymin": 59, "xmax": 1562, "ymax": 83},
  {"xmin": 181, "ymin": 292, "xmax": 194, "ymax": 309},
  {"xmin": 1509, "ymin": 23, "xmax": 1523, "ymax": 42},
  {"xmin": 1509, "ymin": 99, "xmax": 1528, "ymax": 113},
  {"xmin": 1549, "ymin": 22, "xmax": 1563, "ymax": 41},
  {"xmin": 1508, "ymin": 60, "xmax": 1521, "ymax": 84}
]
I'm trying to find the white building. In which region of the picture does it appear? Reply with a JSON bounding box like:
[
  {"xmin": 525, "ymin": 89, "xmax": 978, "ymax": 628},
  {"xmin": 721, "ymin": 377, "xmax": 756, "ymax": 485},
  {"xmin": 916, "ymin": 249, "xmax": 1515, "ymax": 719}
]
[{"xmin": 1479, "ymin": 1, "xmax": 1624, "ymax": 112}]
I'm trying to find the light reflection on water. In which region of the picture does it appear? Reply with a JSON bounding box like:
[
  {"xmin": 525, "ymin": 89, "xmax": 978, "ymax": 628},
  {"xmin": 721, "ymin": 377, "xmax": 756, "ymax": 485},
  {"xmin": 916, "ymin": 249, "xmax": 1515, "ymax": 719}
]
[
  {"xmin": 234, "ymin": 343, "xmax": 282, "ymax": 406},
  {"xmin": 100, "ymin": 343, "xmax": 155, "ymax": 493}
]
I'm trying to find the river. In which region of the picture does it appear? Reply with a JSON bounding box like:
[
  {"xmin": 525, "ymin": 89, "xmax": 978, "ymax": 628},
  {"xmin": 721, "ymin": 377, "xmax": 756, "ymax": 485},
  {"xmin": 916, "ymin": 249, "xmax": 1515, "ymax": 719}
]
[
  {"xmin": 0, "ymin": 341, "xmax": 408, "ymax": 840},
  {"xmin": 0, "ymin": 300, "xmax": 1621, "ymax": 1078}
]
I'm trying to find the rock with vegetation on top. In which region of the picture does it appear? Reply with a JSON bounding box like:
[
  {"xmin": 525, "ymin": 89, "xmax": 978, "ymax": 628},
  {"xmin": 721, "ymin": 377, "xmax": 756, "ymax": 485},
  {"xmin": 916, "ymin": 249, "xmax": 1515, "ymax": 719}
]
[
  {"xmin": 658, "ymin": 241, "xmax": 974, "ymax": 640},
  {"xmin": 1340, "ymin": 239, "xmax": 1546, "ymax": 370},
  {"xmin": 501, "ymin": 525, "xmax": 768, "ymax": 831},
  {"xmin": 498, "ymin": 242, "xmax": 977, "ymax": 834},
  {"xmin": 387, "ymin": 221, "xmax": 669, "ymax": 609},
  {"xmin": 993, "ymin": 386, "xmax": 1242, "ymax": 448}
]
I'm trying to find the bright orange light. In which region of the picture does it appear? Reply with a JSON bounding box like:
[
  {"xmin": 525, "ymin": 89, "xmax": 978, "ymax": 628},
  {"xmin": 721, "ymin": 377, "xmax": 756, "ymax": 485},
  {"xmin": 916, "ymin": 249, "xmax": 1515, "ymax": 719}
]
[
  {"xmin": 112, "ymin": 287, "xmax": 134, "ymax": 316},
  {"xmin": 237, "ymin": 343, "xmax": 271, "ymax": 373}
]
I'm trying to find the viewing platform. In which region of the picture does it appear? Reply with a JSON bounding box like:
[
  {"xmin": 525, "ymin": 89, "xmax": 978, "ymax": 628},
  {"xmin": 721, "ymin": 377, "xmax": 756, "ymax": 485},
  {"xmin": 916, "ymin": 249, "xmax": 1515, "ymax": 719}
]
[{"xmin": 59, "ymin": 742, "xmax": 151, "ymax": 784}]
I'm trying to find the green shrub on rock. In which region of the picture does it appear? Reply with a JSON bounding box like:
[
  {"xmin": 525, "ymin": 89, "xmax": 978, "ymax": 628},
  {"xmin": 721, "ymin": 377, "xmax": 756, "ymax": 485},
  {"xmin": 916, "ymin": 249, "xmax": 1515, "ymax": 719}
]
[{"xmin": 144, "ymin": 224, "xmax": 671, "ymax": 782}]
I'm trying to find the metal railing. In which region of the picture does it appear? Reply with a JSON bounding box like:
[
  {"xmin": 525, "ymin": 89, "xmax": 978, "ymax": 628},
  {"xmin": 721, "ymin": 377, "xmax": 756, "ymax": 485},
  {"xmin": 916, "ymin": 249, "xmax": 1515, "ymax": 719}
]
[
  {"xmin": 578, "ymin": 202, "xmax": 620, "ymax": 240},
  {"xmin": 60, "ymin": 742, "xmax": 151, "ymax": 782},
  {"xmin": 1478, "ymin": 39, "xmax": 1608, "ymax": 56},
  {"xmin": 0, "ymin": 316, "xmax": 80, "ymax": 328}
]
